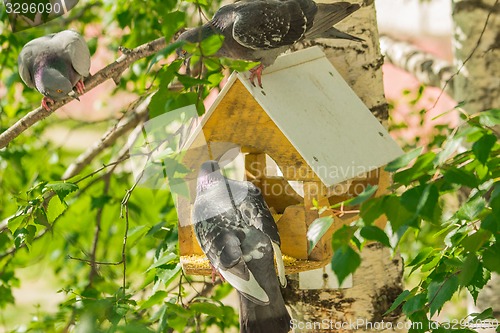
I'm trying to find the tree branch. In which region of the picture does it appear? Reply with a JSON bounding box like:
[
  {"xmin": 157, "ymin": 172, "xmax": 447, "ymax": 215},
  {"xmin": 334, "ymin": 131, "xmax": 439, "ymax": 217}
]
[
  {"xmin": 379, "ymin": 34, "xmax": 456, "ymax": 94},
  {"xmin": 0, "ymin": 37, "xmax": 167, "ymax": 149}
]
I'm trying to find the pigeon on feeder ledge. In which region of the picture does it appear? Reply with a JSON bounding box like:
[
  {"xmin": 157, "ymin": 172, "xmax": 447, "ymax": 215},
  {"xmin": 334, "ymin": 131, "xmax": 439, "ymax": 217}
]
[
  {"xmin": 176, "ymin": 0, "xmax": 362, "ymax": 87},
  {"xmin": 193, "ymin": 160, "xmax": 291, "ymax": 333}
]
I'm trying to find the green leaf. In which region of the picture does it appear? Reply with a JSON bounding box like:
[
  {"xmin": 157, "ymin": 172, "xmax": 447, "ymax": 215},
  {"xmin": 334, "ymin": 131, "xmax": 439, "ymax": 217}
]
[
  {"xmin": 176, "ymin": 74, "xmax": 211, "ymax": 87},
  {"xmin": 156, "ymin": 264, "xmax": 182, "ymax": 288},
  {"xmin": 408, "ymin": 247, "xmax": 435, "ymax": 267},
  {"xmin": 161, "ymin": 11, "xmax": 186, "ymax": 40},
  {"xmin": 45, "ymin": 196, "xmax": 66, "ymax": 223},
  {"xmin": 462, "ymin": 229, "xmax": 491, "ymax": 253},
  {"xmin": 394, "ymin": 152, "xmax": 436, "ymax": 185},
  {"xmin": 477, "ymin": 109, "xmax": 500, "ymax": 127},
  {"xmin": 383, "ymin": 195, "xmax": 415, "ymax": 231},
  {"xmin": 402, "ymin": 293, "xmax": 427, "ymax": 315},
  {"xmin": 147, "ymin": 252, "xmax": 178, "ymax": 271},
  {"xmin": 483, "ymin": 245, "xmax": 500, "ymax": 274},
  {"xmin": 400, "ymin": 184, "xmax": 440, "ymax": 222},
  {"xmin": 481, "ymin": 213, "xmax": 498, "ymax": 233},
  {"xmin": 384, "ymin": 289, "xmax": 411, "ymax": 315},
  {"xmin": 14, "ymin": 228, "xmax": 28, "ymax": 249},
  {"xmin": 220, "ymin": 58, "xmax": 260, "ymax": 72},
  {"xmin": 457, "ymin": 196, "xmax": 486, "ymax": 220},
  {"xmin": 459, "ymin": 254, "xmax": 480, "ymax": 286},
  {"xmin": 331, "ymin": 225, "xmax": 358, "ymax": 250},
  {"xmin": 34, "ymin": 208, "xmax": 50, "ymax": 229},
  {"xmin": 162, "ymin": 302, "xmax": 191, "ymax": 331},
  {"xmin": 359, "ymin": 226, "xmax": 391, "ymax": 247},
  {"xmin": 467, "ymin": 264, "xmax": 490, "ymax": 302},
  {"xmin": 330, "ymin": 245, "xmax": 360, "ymax": 286},
  {"xmin": 444, "ymin": 168, "xmax": 478, "ymax": 188},
  {"xmin": 199, "ymin": 34, "xmax": 224, "ymax": 56},
  {"xmin": 420, "ymin": 254, "xmax": 442, "ymax": 273},
  {"xmin": 190, "ymin": 302, "xmax": 224, "ymax": 318},
  {"xmin": 147, "ymin": 40, "xmax": 184, "ymax": 73},
  {"xmin": 470, "ymin": 307, "xmax": 494, "ymax": 321},
  {"xmin": 44, "ymin": 182, "xmax": 78, "ymax": 203},
  {"xmin": 7, "ymin": 214, "xmax": 25, "ymax": 233},
  {"xmin": 385, "ymin": 147, "xmax": 423, "ymax": 172},
  {"xmin": 434, "ymin": 137, "xmax": 462, "ymax": 166},
  {"xmin": 346, "ymin": 185, "xmax": 378, "ymax": 207},
  {"xmin": 139, "ymin": 291, "xmax": 168, "ymax": 310},
  {"xmin": 307, "ymin": 216, "xmax": 333, "ymax": 254},
  {"xmin": 359, "ymin": 197, "xmax": 384, "ymax": 225},
  {"xmin": 472, "ymin": 133, "xmax": 497, "ymax": 165},
  {"xmin": 427, "ymin": 275, "xmax": 459, "ymax": 316}
]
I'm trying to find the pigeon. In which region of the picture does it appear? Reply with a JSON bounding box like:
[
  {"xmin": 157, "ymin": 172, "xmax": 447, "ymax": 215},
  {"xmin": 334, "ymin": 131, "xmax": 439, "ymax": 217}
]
[
  {"xmin": 176, "ymin": 0, "xmax": 362, "ymax": 87},
  {"xmin": 193, "ymin": 160, "xmax": 290, "ymax": 333},
  {"xmin": 18, "ymin": 30, "xmax": 90, "ymax": 111}
]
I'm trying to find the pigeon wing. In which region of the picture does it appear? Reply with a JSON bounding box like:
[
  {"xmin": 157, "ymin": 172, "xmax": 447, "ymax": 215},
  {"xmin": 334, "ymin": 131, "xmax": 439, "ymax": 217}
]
[
  {"xmin": 193, "ymin": 198, "xmax": 270, "ymax": 305},
  {"xmin": 232, "ymin": 1, "xmax": 309, "ymax": 50},
  {"xmin": 55, "ymin": 30, "xmax": 91, "ymax": 77},
  {"xmin": 305, "ymin": 2, "xmax": 361, "ymax": 39},
  {"xmin": 234, "ymin": 181, "xmax": 287, "ymax": 287},
  {"xmin": 18, "ymin": 47, "xmax": 35, "ymax": 88},
  {"xmin": 17, "ymin": 33, "xmax": 56, "ymax": 88}
]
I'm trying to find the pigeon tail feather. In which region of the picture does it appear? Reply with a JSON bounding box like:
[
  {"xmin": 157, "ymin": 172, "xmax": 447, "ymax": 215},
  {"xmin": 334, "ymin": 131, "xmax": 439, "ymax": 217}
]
[
  {"xmin": 239, "ymin": 293, "xmax": 291, "ymax": 333},
  {"xmin": 318, "ymin": 26, "xmax": 364, "ymax": 42},
  {"xmin": 306, "ymin": 2, "xmax": 361, "ymax": 39}
]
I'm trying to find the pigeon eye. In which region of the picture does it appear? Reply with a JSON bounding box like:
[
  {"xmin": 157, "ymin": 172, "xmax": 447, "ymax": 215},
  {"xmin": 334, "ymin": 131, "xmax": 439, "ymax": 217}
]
[{"xmin": 56, "ymin": 89, "xmax": 63, "ymax": 93}]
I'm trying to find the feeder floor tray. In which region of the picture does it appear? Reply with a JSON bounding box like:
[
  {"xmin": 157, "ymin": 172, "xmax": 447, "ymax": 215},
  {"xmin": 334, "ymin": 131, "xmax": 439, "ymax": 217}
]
[{"xmin": 180, "ymin": 254, "xmax": 331, "ymax": 275}]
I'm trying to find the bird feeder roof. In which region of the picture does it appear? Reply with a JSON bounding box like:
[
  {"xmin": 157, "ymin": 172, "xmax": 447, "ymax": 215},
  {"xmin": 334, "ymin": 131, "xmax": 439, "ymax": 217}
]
[{"xmin": 182, "ymin": 46, "xmax": 403, "ymax": 187}]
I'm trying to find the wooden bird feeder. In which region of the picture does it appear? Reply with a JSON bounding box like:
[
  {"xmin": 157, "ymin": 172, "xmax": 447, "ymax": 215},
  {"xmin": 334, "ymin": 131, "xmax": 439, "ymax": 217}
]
[{"xmin": 172, "ymin": 46, "xmax": 403, "ymax": 276}]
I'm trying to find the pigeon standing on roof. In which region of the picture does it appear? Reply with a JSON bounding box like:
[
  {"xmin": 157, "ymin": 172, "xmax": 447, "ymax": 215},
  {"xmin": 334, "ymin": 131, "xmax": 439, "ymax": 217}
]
[
  {"xmin": 176, "ymin": 0, "xmax": 362, "ymax": 87},
  {"xmin": 18, "ymin": 30, "xmax": 91, "ymax": 111},
  {"xmin": 193, "ymin": 160, "xmax": 290, "ymax": 333}
]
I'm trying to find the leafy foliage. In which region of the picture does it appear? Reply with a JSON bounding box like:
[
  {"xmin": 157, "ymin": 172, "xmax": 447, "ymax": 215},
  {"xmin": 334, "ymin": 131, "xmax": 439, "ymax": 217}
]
[
  {"xmin": 316, "ymin": 107, "xmax": 500, "ymax": 331},
  {"xmin": 0, "ymin": 0, "xmax": 245, "ymax": 332}
]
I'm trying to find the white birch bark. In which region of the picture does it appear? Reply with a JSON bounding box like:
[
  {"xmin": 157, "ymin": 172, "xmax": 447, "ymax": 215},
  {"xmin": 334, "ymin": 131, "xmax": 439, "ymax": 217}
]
[{"xmin": 451, "ymin": 0, "xmax": 499, "ymax": 114}]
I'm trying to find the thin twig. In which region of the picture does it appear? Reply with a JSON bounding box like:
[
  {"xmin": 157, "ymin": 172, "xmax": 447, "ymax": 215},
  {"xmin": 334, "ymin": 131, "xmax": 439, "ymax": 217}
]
[
  {"xmin": 67, "ymin": 255, "xmax": 124, "ymax": 266},
  {"xmin": 88, "ymin": 171, "xmax": 112, "ymax": 284}
]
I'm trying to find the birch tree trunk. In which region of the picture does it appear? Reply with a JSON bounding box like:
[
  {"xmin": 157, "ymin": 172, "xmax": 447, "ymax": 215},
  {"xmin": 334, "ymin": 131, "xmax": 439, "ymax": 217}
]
[
  {"xmin": 287, "ymin": 1, "xmax": 407, "ymax": 332},
  {"xmin": 452, "ymin": 0, "xmax": 500, "ymax": 329},
  {"xmin": 451, "ymin": 0, "xmax": 499, "ymax": 115}
]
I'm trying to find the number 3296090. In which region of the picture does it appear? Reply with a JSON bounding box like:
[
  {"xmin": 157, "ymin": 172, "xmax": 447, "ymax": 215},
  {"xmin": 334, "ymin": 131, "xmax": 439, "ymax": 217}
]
[{"xmin": 5, "ymin": 2, "xmax": 61, "ymax": 14}]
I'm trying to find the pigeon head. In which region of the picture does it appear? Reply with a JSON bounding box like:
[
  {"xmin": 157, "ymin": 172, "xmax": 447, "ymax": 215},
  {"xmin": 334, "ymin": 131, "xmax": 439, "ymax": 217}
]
[
  {"xmin": 196, "ymin": 160, "xmax": 223, "ymax": 192},
  {"xmin": 35, "ymin": 66, "xmax": 74, "ymax": 101}
]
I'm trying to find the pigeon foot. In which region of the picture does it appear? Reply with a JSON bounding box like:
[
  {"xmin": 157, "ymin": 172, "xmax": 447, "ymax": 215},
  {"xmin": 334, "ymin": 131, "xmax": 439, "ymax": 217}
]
[
  {"xmin": 41, "ymin": 96, "xmax": 55, "ymax": 111},
  {"xmin": 74, "ymin": 80, "xmax": 86, "ymax": 95},
  {"xmin": 249, "ymin": 64, "xmax": 264, "ymax": 88},
  {"xmin": 209, "ymin": 263, "xmax": 225, "ymax": 283}
]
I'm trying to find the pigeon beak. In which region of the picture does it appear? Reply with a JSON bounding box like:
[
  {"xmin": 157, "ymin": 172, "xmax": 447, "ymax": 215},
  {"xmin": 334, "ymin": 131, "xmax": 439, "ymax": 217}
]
[{"xmin": 68, "ymin": 91, "xmax": 80, "ymax": 101}]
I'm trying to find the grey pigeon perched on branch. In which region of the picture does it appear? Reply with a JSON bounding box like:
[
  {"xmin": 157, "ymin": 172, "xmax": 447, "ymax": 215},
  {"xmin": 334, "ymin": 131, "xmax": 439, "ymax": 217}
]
[
  {"xmin": 193, "ymin": 160, "xmax": 290, "ymax": 333},
  {"xmin": 18, "ymin": 30, "xmax": 90, "ymax": 111},
  {"xmin": 177, "ymin": 0, "xmax": 362, "ymax": 87}
]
